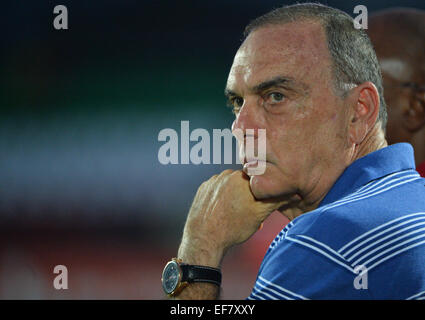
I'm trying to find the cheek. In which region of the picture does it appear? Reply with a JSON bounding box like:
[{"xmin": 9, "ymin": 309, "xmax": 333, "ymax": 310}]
[
  {"xmin": 302, "ymin": 109, "xmax": 348, "ymax": 163},
  {"xmin": 264, "ymin": 97, "xmax": 342, "ymax": 167},
  {"xmin": 267, "ymin": 126, "xmax": 310, "ymax": 181}
]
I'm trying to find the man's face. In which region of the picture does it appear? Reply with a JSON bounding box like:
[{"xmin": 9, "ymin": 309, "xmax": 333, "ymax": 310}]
[{"xmin": 226, "ymin": 21, "xmax": 352, "ymax": 203}]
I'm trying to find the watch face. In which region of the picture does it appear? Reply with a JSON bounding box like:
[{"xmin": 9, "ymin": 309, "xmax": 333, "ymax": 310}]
[{"xmin": 162, "ymin": 261, "xmax": 181, "ymax": 294}]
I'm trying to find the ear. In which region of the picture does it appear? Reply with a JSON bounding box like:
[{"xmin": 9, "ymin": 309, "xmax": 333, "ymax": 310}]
[
  {"xmin": 348, "ymin": 82, "xmax": 381, "ymax": 145},
  {"xmin": 403, "ymin": 90, "xmax": 425, "ymax": 132}
]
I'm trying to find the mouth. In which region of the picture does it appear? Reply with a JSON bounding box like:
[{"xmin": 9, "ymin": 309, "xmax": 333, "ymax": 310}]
[
  {"xmin": 242, "ymin": 156, "xmax": 270, "ymax": 166},
  {"xmin": 242, "ymin": 158, "xmax": 269, "ymax": 176},
  {"xmin": 243, "ymin": 159, "xmax": 265, "ymax": 167}
]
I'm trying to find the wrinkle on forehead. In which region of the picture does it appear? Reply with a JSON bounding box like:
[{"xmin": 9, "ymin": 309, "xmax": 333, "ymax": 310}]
[{"xmin": 227, "ymin": 20, "xmax": 332, "ymax": 91}]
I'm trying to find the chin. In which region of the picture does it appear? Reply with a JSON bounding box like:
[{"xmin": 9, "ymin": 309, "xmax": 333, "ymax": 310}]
[{"xmin": 248, "ymin": 169, "xmax": 288, "ymax": 200}]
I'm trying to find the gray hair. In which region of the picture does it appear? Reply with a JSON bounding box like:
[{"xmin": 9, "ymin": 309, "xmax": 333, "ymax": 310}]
[{"xmin": 244, "ymin": 2, "xmax": 387, "ymax": 131}]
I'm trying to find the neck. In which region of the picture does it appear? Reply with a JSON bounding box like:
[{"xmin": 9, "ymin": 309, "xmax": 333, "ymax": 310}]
[
  {"xmin": 280, "ymin": 180, "xmax": 337, "ymax": 221},
  {"xmin": 350, "ymin": 124, "xmax": 388, "ymax": 164}
]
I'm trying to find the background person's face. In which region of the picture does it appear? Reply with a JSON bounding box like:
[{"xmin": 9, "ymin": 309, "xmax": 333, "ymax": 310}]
[
  {"xmin": 380, "ymin": 59, "xmax": 425, "ymax": 144},
  {"xmin": 227, "ymin": 22, "xmax": 352, "ymax": 204},
  {"xmin": 367, "ymin": 19, "xmax": 425, "ymax": 146},
  {"xmin": 381, "ymin": 67, "xmax": 414, "ymax": 144}
]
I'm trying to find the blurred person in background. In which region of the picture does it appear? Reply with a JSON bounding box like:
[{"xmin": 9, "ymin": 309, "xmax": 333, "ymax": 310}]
[{"xmin": 368, "ymin": 8, "xmax": 425, "ymax": 177}]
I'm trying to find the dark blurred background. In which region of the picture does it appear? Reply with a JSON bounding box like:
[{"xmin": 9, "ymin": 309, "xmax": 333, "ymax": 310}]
[{"xmin": 1, "ymin": 0, "xmax": 424, "ymax": 299}]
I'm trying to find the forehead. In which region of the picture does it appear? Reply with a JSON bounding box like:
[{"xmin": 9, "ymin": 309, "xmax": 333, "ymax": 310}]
[{"xmin": 227, "ymin": 20, "xmax": 332, "ymax": 90}]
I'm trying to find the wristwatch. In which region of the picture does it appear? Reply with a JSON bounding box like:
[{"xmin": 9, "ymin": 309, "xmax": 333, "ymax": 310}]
[{"xmin": 161, "ymin": 258, "xmax": 222, "ymax": 297}]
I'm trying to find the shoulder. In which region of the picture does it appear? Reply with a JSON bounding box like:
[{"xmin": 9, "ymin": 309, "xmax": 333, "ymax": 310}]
[
  {"xmin": 254, "ymin": 171, "xmax": 425, "ymax": 299},
  {"xmin": 289, "ymin": 172, "xmax": 425, "ymax": 251},
  {"xmin": 257, "ymin": 208, "xmax": 425, "ymax": 299}
]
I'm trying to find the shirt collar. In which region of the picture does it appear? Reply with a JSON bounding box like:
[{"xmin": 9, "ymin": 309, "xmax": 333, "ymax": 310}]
[{"xmin": 319, "ymin": 143, "xmax": 416, "ymax": 207}]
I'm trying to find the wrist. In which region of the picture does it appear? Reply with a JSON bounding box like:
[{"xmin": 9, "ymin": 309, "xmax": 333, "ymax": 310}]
[
  {"xmin": 178, "ymin": 236, "xmax": 225, "ymax": 269},
  {"xmin": 162, "ymin": 257, "xmax": 222, "ymax": 299}
]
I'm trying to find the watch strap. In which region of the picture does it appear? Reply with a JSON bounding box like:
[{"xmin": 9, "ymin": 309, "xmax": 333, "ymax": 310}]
[{"xmin": 180, "ymin": 264, "xmax": 222, "ymax": 286}]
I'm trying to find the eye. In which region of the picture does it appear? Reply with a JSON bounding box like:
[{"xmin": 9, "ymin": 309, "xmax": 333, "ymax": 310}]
[
  {"xmin": 266, "ymin": 92, "xmax": 285, "ymax": 104},
  {"xmin": 230, "ymin": 97, "xmax": 244, "ymax": 114}
]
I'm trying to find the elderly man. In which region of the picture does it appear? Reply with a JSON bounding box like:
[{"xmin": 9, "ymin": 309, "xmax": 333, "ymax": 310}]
[
  {"xmin": 367, "ymin": 9, "xmax": 425, "ymax": 177},
  {"xmin": 161, "ymin": 3, "xmax": 425, "ymax": 300}
]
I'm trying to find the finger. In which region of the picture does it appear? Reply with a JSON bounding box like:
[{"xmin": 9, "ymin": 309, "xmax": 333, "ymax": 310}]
[
  {"xmin": 260, "ymin": 196, "xmax": 291, "ymax": 212},
  {"xmin": 229, "ymin": 169, "xmax": 250, "ymax": 181},
  {"xmin": 217, "ymin": 169, "xmax": 235, "ymax": 178}
]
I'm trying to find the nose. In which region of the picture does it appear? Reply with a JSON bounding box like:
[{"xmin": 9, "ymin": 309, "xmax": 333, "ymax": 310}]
[{"xmin": 231, "ymin": 97, "xmax": 260, "ymax": 140}]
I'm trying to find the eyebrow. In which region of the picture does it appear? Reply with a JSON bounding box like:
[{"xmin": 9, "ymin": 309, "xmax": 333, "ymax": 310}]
[
  {"xmin": 252, "ymin": 76, "xmax": 294, "ymax": 92},
  {"xmin": 224, "ymin": 88, "xmax": 237, "ymax": 99},
  {"xmin": 224, "ymin": 76, "xmax": 296, "ymax": 98}
]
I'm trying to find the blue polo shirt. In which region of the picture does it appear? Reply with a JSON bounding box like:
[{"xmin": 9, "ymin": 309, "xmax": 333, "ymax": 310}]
[{"xmin": 248, "ymin": 143, "xmax": 425, "ymax": 300}]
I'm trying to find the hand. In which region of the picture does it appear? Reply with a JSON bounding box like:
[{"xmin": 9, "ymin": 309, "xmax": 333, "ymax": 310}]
[{"xmin": 178, "ymin": 169, "xmax": 291, "ymax": 268}]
